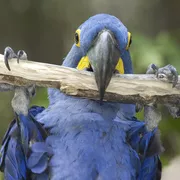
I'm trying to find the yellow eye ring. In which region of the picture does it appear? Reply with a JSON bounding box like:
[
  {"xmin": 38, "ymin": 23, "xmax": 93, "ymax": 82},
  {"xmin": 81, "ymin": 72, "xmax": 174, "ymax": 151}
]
[
  {"xmin": 75, "ymin": 29, "xmax": 81, "ymax": 47},
  {"xmin": 126, "ymin": 32, "xmax": 132, "ymax": 50}
]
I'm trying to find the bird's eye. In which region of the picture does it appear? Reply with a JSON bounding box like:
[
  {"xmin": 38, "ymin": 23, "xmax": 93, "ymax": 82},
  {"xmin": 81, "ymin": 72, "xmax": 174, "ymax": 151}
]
[
  {"xmin": 126, "ymin": 32, "xmax": 132, "ymax": 50},
  {"xmin": 75, "ymin": 29, "xmax": 81, "ymax": 47},
  {"xmin": 75, "ymin": 33, "xmax": 79, "ymax": 44}
]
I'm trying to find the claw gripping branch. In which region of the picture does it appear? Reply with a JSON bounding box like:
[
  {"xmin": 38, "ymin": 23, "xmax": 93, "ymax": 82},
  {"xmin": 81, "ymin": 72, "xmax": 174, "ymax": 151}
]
[{"xmin": 4, "ymin": 47, "xmax": 27, "ymax": 71}]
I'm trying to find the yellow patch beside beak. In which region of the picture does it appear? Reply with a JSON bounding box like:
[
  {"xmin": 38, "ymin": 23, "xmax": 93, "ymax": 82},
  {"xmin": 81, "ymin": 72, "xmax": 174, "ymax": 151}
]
[
  {"xmin": 76, "ymin": 56, "xmax": 90, "ymax": 70},
  {"xmin": 115, "ymin": 58, "xmax": 124, "ymax": 74},
  {"xmin": 77, "ymin": 56, "xmax": 124, "ymax": 74}
]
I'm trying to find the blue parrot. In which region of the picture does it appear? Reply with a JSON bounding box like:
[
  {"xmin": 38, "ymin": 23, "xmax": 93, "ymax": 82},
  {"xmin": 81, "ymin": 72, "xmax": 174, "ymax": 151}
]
[{"xmin": 0, "ymin": 14, "xmax": 170, "ymax": 180}]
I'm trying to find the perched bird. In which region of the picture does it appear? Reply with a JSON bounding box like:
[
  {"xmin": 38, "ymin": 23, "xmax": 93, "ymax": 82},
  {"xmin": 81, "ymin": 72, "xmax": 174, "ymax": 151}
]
[{"xmin": 0, "ymin": 14, "xmax": 178, "ymax": 180}]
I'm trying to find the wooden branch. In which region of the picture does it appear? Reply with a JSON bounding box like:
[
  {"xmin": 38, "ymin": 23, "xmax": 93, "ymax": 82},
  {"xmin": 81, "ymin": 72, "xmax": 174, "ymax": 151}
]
[{"xmin": 0, "ymin": 54, "xmax": 180, "ymax": 105}]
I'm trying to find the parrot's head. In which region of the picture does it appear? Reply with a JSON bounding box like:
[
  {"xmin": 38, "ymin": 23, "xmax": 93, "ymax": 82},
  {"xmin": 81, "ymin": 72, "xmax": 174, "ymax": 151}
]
[{"xmin": 63, "ymin": 14, "xmax": 133, "ymax": 100}]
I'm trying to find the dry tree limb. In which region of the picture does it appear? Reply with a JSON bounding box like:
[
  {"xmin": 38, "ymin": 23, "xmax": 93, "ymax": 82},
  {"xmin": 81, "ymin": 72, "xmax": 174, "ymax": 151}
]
[{"xmin": 0, "ymin": 54, "xmax": 180, "ymax": 105}]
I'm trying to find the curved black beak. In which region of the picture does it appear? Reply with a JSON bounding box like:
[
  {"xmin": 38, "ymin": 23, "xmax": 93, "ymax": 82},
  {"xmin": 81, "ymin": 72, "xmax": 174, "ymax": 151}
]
[{"xmin": 87, "ymin": 29, "xmax": 120, "ymax": 101}]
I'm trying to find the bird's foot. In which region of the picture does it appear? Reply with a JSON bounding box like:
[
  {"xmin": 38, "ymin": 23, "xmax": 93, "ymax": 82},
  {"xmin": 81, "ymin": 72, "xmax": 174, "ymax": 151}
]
[
  {"xmin": 147, "ymin": 63, "xmax": 178, "ymax": 88},
  {"xmin": 138, "ymin": 63, "xmax": 179, "ymax": 130},
  {"xmin": 136, "ymin": 63, "xmax": 178, "ymax": 130},
  {"xmin": 3, "ymin": 46, "xmax": 35, "ymax": 116},
  {"xmin": 136, "ymin": 63, "xmax": 178, "ymax": 113},
  {"xmin": 0, "ymin": 47, "xmax": 28, "ymax": 92},
  {"xmin": 147, "ymin": 64, "xmax": 180, "ymax": 118},
  {"xmin": 4, "ymin": 46, "xmax": 27, "ymax": 71}
]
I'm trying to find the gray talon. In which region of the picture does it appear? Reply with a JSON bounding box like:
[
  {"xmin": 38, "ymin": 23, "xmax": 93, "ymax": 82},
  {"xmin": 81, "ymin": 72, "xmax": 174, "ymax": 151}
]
[
  {"xmin": 4, "ymin": 47, "xmax": 28, "ymax": 70},
  {"xmin": 17, "ymin": 50, "xmax": 28, "ymax": 63},
  {"xmin": 4, "ymin": 46, "xmax": 17, "ymax": 71},
  {"xmin": 157, "ymin": 65, "xmax": 178, "ymax": 88},
  {"xmin": 147, "ymin": 64, "xmax": 178, "ymax": 88},
  {"xmin": 170, "ymin": 66, "xmax": 178, "ymax": 88},
  {"xmin": 146, "ymin": 64, "xmax": 158, "ymax": 74},
  {"xmin": 151, "ymin": 64, "xmax": 159, "ymax": 72}
]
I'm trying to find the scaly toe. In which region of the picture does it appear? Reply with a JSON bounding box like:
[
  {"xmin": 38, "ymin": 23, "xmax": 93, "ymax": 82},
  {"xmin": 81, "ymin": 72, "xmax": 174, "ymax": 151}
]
[{"xmin": 157, "ymin": 65, "xmax": 178, "ymax": 88}]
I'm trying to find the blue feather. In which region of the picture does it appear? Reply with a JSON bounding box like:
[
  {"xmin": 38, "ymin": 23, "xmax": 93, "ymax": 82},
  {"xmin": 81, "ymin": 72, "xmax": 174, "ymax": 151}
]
[
  {"xmin": 0, "ymin": 106, "xmax": 50, "ymax": 180},
  {"xmin": 128, "ymin": 124, "xmax": 162, "ymax": 179},
  {"xmin": 4, "ymin": 131, "xmax": 26, "ymax": 180},
  {"xmin": 36, "ymin": 13, "xmax": 162, "ymax": 179}
]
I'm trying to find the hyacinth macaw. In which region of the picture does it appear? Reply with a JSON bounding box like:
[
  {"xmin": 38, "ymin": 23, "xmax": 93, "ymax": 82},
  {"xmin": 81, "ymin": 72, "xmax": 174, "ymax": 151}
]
[{"xmin": 0, "ymin": 13, "xmax": 178, "ymax": 180}]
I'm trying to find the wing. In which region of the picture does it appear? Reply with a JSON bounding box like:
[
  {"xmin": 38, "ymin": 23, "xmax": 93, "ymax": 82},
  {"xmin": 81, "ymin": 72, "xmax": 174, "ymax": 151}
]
[
  {"xmin": 127, "ymin": 119, "xmax": 163, "ymax": 180},
  {"xmin": 0, "ymin": 106, "xmax": 51, "ymax": 180},
  {"xmin": 0, "ymin": 119, "xmax": 27, "ymax": 180}
]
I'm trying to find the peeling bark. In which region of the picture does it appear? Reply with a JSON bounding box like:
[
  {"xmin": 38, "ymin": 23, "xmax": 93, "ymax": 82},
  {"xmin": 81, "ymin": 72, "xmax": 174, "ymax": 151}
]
[{"xmin": 0, "ymin": 54, "xmax": 180, "ymax": 105}]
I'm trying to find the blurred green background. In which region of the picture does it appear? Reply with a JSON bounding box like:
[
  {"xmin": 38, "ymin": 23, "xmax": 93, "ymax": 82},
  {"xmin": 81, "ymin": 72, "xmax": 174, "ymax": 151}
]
[{"xmin": 0, "ymin": 0, "xmax": 180, "ymax": 178}]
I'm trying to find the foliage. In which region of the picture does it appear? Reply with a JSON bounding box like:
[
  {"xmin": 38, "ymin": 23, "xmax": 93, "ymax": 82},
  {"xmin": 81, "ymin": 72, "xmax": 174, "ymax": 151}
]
[{"xmin": 131, "ymin": 32, "xmax": 180, "ymax": 73}]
